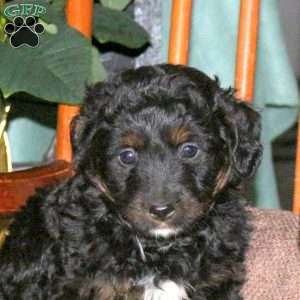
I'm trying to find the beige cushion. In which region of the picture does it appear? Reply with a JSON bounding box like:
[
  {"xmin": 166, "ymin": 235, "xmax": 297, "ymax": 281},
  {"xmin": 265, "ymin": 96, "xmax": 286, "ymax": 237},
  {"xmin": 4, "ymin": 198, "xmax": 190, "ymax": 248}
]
[{"xmin": 242, "ymin": 207, "xmax": 300, "ymax": 300}]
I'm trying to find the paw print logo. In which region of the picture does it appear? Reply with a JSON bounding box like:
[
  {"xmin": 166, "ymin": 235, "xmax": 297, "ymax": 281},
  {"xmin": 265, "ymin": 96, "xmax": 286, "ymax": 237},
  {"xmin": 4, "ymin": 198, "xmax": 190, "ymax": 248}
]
[{"xmin": 4, "ymin": 16, "xmax": 44, "ymax": 48}]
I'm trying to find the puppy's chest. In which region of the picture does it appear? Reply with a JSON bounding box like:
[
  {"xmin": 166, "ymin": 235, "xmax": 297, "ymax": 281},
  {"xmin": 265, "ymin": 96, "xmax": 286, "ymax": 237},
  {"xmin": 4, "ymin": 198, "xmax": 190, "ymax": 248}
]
[
  {"xmin": 90, "ymin": 251, "xmax": 196, "ymax": 300},
  {"xmin": 133, "ymin": 250, "xmax": 195, "ymax": 299},
  {"xmin": 90, "ymin": 275, "xmax": 190, "ymax": 300},
  {"xmin": 87, "ymin": 227, "xmax": 201, "ymax": 299}
]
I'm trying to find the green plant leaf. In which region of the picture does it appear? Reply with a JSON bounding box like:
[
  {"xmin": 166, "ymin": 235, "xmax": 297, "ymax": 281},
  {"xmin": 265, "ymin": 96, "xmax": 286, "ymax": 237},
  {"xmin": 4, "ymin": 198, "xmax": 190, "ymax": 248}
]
[
  {"xmin": 42, "ymin": 0, "xmax": 66, "ymax": 24},
  {"xmin": 93, "ymin": 4, "xmax": 149, "ymax": 49},
  {"xmin": 0, "ymin": 24, "xmax": 105, "ymax": 104},
  {"xmin": 100, "ymin": 0, "xmax": 132, "ymax": 11}
]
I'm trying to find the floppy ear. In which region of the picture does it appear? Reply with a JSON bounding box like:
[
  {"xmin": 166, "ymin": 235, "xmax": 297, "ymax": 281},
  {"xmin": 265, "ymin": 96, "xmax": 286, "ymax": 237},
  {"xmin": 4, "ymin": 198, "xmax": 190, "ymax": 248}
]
[
  {"xmin": 70, "ymin": 81, "xmax": 113, "ymax": 168},
  {"xmin": 213, "ymin": 88, "xmax": 263, "ymax": 179}
]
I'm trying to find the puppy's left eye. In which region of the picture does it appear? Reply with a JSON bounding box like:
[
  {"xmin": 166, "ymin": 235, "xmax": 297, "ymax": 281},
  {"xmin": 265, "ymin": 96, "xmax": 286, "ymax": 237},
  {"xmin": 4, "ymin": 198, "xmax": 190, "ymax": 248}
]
[
  {"xmin": 179, "ymin": 143, "xmax": 199, "ymax": 159},
  {"xmin": 119, "ymin": 148, "xmax": 138, "ymax": 165}
]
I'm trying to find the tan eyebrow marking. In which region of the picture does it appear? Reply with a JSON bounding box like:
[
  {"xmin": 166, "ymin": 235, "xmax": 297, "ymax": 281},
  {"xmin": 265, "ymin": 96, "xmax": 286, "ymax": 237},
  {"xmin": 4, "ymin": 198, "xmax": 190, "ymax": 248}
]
[
  {"xmin": 121, "ymin": 131, "xmax": 145, "ymax": 148},
  {"xmin": 168, "ymin": 126, "xmax": 191, "ymax": 146}
]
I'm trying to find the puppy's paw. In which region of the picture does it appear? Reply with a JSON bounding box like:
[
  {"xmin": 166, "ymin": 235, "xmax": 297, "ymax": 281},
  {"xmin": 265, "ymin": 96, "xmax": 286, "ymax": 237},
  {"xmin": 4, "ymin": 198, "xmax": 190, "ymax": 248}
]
[{"xmin": 144, "ymin": 279, "xmax": 189, "ymax": 300}]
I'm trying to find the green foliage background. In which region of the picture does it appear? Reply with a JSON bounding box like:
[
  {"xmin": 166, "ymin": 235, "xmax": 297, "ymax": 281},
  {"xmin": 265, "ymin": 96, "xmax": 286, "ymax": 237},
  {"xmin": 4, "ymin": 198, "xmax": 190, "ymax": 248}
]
[{"xmin": 0, "ymin": 0, "xmax": 149, "ymax": 104}]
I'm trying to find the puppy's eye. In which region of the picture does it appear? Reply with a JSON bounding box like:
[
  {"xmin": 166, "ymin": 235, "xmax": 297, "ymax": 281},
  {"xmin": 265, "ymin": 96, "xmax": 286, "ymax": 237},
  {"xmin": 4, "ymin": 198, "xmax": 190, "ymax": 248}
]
[
  {"xmin": 179, "ymin": 143, "xmax": 199, "ymax": 159},
  {"xmin": 119, "ymin": 148, "xmax": 138, "ymax": 165}
]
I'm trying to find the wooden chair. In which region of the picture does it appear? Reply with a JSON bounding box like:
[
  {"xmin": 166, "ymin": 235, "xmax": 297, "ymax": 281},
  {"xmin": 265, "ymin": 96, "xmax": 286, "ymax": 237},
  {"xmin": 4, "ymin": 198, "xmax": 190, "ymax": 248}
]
[{"xmin": 293, "ymin": 123, "xmax": 300, "ymax": 213}]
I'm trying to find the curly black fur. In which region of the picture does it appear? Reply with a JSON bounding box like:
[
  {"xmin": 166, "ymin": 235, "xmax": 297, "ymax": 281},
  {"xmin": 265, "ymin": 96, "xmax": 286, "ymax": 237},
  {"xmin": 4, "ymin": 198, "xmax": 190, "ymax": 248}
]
[{"xmin": 0, "ymin": 64, "xmax": 262, "ymax": 299}]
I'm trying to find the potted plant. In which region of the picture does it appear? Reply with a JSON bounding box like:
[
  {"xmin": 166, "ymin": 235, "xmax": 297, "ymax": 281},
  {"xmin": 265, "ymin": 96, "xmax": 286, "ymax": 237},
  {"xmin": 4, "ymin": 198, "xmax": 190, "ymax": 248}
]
[{"xmin": 0, "ymin": 0, "xmax": 149, "ymax": 171}]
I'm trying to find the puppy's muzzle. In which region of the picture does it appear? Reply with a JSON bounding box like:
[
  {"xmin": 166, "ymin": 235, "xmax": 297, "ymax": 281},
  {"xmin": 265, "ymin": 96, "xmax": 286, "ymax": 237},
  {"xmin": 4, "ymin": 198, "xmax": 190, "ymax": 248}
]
[{"xmin": 149, "ymin": 204, "xmax": 175, "ymax": 221}]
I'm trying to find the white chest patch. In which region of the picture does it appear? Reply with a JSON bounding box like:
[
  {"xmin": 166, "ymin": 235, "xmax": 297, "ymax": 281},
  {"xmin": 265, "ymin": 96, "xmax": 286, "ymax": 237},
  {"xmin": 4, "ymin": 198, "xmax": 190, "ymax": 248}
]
[{"xmin": 141, "ymin": 276, "xmax": 189, "ymax": 300}]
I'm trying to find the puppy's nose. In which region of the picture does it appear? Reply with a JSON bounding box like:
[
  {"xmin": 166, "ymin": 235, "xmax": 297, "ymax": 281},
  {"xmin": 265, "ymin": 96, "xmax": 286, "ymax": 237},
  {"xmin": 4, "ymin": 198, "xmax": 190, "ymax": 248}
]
[{"xmin": 149, "ymin": 204, "xmax": 175, "ymax": 220}]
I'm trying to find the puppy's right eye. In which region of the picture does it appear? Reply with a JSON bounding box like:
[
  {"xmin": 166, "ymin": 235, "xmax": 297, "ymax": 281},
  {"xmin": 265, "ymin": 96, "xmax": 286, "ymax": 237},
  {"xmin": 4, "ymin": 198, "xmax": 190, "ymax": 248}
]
[
  {"xmin": 179, "ymin": 143, "xmax": 199, "ymax": 159},
  {"xmin": 119, "ymin": 148, "xmax": 138, "ymax": 165}
]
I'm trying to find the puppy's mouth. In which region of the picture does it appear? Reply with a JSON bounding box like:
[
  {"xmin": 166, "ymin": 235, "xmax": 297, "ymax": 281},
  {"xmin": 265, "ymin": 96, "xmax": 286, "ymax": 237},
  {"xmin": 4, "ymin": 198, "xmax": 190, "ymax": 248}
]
[
  {"xmin": 147, "ymin": 208, "xmax": 181, "ymax": 238},
  {"xmin": 149, "ymin": 225, "xmax": 181, "ymax": 238}
]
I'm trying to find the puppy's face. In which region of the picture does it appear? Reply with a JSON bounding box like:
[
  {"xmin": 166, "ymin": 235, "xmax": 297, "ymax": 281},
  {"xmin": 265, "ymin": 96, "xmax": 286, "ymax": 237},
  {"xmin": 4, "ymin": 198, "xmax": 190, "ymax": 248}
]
[
  {"xmin": 100, "ymin": 106, "xmax": 223, "ymax": 238},
  {"xmin": 73, "ymin": 65, "xmax": 262, "ymax": 238}
]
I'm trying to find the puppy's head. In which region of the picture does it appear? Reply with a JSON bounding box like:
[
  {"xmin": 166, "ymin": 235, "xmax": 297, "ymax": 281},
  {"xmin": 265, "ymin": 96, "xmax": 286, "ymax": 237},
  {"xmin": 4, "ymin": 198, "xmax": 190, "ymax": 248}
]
[{"xmin": 72, "ymin": 64, "xmax": 262, "ymax": 238}]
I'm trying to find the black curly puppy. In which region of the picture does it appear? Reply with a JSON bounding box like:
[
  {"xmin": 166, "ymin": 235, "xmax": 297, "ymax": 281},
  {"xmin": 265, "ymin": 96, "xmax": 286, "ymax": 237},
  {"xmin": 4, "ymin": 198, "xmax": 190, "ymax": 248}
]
[{"xmin": 0, "ymin": 65, "xmax": 262, "ymax": 300}]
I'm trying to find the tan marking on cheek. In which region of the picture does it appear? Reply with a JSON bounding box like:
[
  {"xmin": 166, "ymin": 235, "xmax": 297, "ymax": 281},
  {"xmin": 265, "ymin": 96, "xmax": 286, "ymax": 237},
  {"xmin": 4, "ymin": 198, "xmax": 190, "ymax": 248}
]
[
  {"xmin": 121, "ymin": 131, "xmax": 145, "ymax": 149},
  {"xmin": 168, "ymin": 126, "xmax": 191, "ymax": 146},
  {"xmin": 213, "ymin": 166, "xmax": 231, "ymax": 195}
]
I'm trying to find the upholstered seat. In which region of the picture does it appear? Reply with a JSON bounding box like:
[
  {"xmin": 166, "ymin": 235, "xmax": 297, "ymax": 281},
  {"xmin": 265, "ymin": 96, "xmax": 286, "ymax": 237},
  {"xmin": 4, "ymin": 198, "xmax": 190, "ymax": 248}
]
[{"xmin": 243, "ymin": 207, "xmax": 300, "ymax": 300}]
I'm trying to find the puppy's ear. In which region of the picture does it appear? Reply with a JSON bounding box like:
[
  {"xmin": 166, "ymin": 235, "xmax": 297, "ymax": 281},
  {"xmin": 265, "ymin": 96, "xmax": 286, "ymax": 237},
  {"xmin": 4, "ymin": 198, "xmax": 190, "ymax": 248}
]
[
  {"xmin": 70, "ymin": 81, "xmax": 113, "ymax": 164},
  {"xmin": 214, "ymin": 89, "xmax": 262, "ymax": 179}
]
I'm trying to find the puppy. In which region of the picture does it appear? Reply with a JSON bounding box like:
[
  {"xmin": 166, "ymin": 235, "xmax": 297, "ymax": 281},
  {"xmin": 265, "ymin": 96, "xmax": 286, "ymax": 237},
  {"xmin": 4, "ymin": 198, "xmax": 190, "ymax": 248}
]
[{"xmin": 0, "ymin": 64, "xmax": 262, "ymax": 299}]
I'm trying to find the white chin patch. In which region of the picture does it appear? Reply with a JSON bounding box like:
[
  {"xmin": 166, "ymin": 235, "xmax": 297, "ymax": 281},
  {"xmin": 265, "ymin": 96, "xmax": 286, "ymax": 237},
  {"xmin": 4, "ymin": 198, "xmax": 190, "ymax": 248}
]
[{"xmin": 150, "ymin": 228, "xmax": 177, "ymax": 238}]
